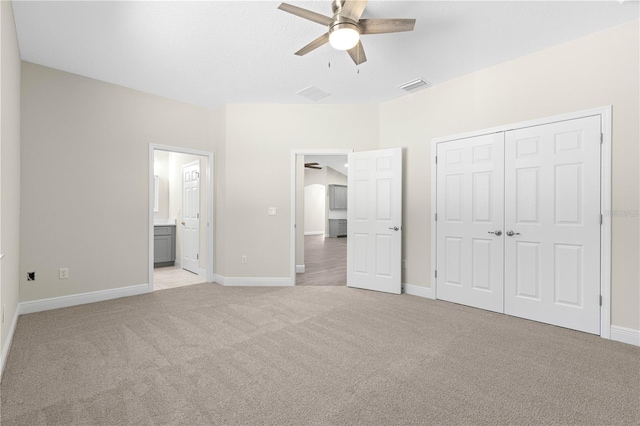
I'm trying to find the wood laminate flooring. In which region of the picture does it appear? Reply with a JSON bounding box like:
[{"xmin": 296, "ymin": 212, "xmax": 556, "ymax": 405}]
[{"xmin": 296, "ymin": 235, "xmax": 346, "ymax": 286}]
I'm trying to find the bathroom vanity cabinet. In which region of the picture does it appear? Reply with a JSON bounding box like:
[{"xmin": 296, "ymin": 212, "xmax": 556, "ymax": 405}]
[{"xmin": 154, "ymin": 225, "xmax": 176, "ymax": 267}]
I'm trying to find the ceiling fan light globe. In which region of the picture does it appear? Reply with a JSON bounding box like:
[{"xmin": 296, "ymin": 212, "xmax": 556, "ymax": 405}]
[{"xmin": 329, "ymin": 26, "xmax": 359, "ymax": 50}]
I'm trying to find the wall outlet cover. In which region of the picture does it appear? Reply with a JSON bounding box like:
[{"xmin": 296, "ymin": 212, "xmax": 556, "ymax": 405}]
[{"xmin": 27, "ymin": 271, "xmax": 35, "ymax": 281}]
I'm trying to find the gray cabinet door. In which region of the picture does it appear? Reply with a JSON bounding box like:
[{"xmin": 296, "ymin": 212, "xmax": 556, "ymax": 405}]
[
  {"xmin": 154, "ymin": 235, "xmax": 173, "ymax": 263},
  {"xmin": 154, "ymin": 225, "xmax": 176, "ymax": 265},
  {"xmin": 330, "ymin": 185, "xmax": 348, "ymax": 210}
]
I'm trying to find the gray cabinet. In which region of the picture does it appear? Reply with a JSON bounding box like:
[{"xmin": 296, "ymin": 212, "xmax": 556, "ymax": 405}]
[
  {"xmin": 329, "ymin": 185, "xmax": 348, "ymax": 210},
  {"xmin": 154, "ymin": 225, "xmax": 176, "ymax": 267},
  {"xmin": 329, "ymin": 219, "xmax": 347, "ymax": 238}
]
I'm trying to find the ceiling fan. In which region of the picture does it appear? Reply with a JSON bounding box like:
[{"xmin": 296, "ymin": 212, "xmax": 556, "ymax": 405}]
[
  {"xmin": 278, "ymin": 0, "xmax": 416, "ymax": 65},
  {"xmin": 305, "ymin": 162, "xmax": 322, "ymax": 169}
]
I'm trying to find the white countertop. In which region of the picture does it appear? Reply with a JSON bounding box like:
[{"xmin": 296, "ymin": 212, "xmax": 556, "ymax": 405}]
[{"xmin": 154, "ymin": 218, "xmax": 176, "ymax": 226}]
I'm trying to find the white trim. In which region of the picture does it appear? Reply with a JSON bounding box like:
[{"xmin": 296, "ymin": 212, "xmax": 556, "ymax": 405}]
[
  {"xmin": 1, "ymin": 307, "xmax": 20, "ymax": 380},
  {"xmin": 610, "ymin": 326, "xmax": 640, "ymax": 347},
  {"xmin": 198, "ymin": 268, "xmax": 208, "ymax": 278},
  {"xmin": 402, "ymin": 283, "xmax": 434, "ymax": 299},
  {"xmin": 431, "ymin": 106, "xmax": 612, "ymax": 338},
  {"xmin": 599, "ymin": 106, "xmax": 612, "ymax": 339},
  {"xmin": 304, "ymin": 231, "xmax": 324, "ymax": 236},
  {"xmin": 18, "ymin": 284, "xmax": 149, "ymax": 315},
  {"xmin": 174, "ymin": 259, "xmax": 182, "ymax": 268},
  {"xmin": 149, "ymin": 144, "xmax": 215, "ymax": 292},
  {"xmin": 214, "ymin": 274, "xmax": 225, "ymax": 285},
  {"xmin": 290, "ymin": 149, "xmax": 353, "ymax": 286},
  {"xmin": 220, "ymin": 276, "xmax": 293, "ymax": 287},
  {"xmin": 296, "ymin": 265, "xmax": 306, "ymax": 273}
]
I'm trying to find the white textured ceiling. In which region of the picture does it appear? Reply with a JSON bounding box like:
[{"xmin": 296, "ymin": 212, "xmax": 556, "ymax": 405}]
[{"xmin": 12, "ymin": 1, "xmax": 639, "ymax": 109}]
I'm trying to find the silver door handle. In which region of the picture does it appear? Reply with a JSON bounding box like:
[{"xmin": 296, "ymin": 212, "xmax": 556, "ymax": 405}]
[
  {"xmin": 488, "ymin": 230, "xmax": 502, "ymax": 236},
  {"xmin": 389, "ymin": 226, "xmax": 399, "ymax": 231},
  {"xmin": 506, "ymin": 230, "xmax": 520, "ymax": 236}
]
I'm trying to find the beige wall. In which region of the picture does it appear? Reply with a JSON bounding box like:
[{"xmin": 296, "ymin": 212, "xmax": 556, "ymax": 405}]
[
  {"xmin": 20, "ymin": 62, "xmax": 221, "ymax": 302},
  {"xmin": 1, "ymin": 0, "xmax": 21, "ymax": 361},
  {"xmin": 379, "ymin": 20, "xmax": 640, "ymax": 329},
  {"xmin": 304, "ymin": 184, "xmax": 325, "ymax": 234},
  {"xmin": 223, "ymin": 104, "xmax": 378, "ymax": 279}
]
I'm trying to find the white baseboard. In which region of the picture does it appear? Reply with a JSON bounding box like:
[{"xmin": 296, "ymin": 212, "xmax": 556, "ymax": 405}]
[
  {"xmin": 1, "ymin": 307, "xmax": 20, "ymax": 380},
  {"xmin": 325, "ymin": 233, "xmax": 330, "ymax": 238},
  {"xmin": 19, "ymin": 284, "xmax": 150, "ymax": 315},
  {"xmin": 402, "ymin": 283, "xmax": 434, "ymax": 299},
  {"xmin": 174, "ymin": 260, "xmax": 181, "ymax": 268},
  {"xmin": 220, "ymin": 276, "xmax": 293, "ymax": 287},
  {"xmin": 198, "ymin": 268, "xmax": 207, "ymax": 277},
  {"xmin": 304, "ymin": 231, "xmax": 324, "ymax": 236},
  {"xmin": 610, "ymin": 325, "xmax": 640, "ymax": 346},
  {"xmin": 214, "ymin": 274, "xmax": 225, "ymax": 285},
  {"xmin": 296, "ymin": 265, "xmax": 305, "ymax": 273}
]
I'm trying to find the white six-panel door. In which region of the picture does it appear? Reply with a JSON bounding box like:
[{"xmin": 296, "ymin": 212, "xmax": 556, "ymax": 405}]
[
  {"xmin": 504, "ymin": 116, "xmax": 601, "ymax": 334},
  {"xmin": 182, "ymin": 161, "xmax": 200, "ymax": 274},
  {"xmin": 435, "ymin": 116, "xmax": 601, "ymax": 334},
  {"xmin": 436, "ymin": 133, "xmax": 505, "ymax": 312},
  {"xmin": 347, "ymin": 148, "xmax": 402, "ymax": 294}
]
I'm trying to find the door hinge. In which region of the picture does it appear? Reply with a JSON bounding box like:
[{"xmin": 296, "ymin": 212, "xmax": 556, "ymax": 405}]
[
  {"xmin": 435, "ymin": 213, "xmax": 437, "ymax": 221},
  {"xmin": 197, "ymin": 213, "xmax": 200, "ymax": 219},
  {"xmin": 435, "ymin": 156, "xmax": 438, "ymax": 164},
  {"xmin": 600, "ymin": 214, "xmax": 603, "ymax": 225},
  {"xmin": 197, "ymin": 253, "xmax": 199, "ymax": 260},
  {"xmin": 434, "ymin": 270, "xmax": 437, "ymax": 278},
  {"xmin": 600, "ymin": 133, "xmax": 603, "ymax": 144},
  {"xmin": 599, "ymin": 295, "xmax": 602, "ymax": 306}
]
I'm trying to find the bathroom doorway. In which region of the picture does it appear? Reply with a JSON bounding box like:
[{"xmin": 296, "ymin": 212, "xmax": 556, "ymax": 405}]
[{"xmin": 149, "ymin": 144, "xmax": 214, "ymax": 291}]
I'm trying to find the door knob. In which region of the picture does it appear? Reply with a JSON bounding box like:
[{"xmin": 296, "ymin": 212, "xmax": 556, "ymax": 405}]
[
  {"xmin": 506, "ymin": 230, "xmax": 520, "ymax": 237},
  {"xmin": 389, "ymin": 226, "xmax": 399, "ymax": 231},
  {"xmin": 181, "ymin": 221, "xmax": 186, "ymax": 225},
  {"xmin": 488, "ymin": 230, "xmax": 502, "ymax": 236}
]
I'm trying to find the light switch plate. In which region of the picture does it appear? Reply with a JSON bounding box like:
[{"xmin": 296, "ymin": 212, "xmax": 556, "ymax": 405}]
[{"xmin": 268, "ymin": 207, "xmax": 277, "ymax": 216}]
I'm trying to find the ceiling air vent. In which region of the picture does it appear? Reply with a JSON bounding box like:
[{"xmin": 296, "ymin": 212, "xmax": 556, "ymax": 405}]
[
  {"xmin": 398, "ymin": 78, "xmax": 430, "ymax": 92},
  {"xmin": 297, "ymin": 86, "xmax": 331, "ymax": 102}
]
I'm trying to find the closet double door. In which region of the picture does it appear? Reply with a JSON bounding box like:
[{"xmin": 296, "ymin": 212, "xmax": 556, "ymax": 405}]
[{"xmin": 436, "ymin": 116, "xmax": 601, "ymax": 334}]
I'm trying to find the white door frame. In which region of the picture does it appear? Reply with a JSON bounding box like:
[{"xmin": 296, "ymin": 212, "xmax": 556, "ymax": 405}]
[
  {"xmin": 430, "ymin": 106, "xmax": 612, "ymax": 339},
  {"xmin": 290, "ymin": 149, "xmax": 353, "ymax": 285},
  {"xmin": 149, "ymin": 144, "xmax": 215, "ymax": 291}
]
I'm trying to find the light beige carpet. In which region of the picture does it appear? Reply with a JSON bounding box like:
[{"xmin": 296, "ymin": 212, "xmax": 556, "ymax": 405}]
[{"xmin": 1, "ymin": 284, "xmax": 638, "ymax": 425}]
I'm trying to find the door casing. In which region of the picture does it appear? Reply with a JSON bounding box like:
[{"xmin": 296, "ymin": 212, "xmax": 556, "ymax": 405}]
[{"xmin": 431, "ymin": 106, "xmax": 612, "ymax": 339}]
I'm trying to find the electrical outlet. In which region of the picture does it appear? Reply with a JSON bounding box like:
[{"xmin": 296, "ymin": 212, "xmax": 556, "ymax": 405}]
[
  {"xmin": 241, "ymin": 255, "xmax": 248, "ymax": 264},
  {"xmin": 27, "ymin": 271, "xmax": 35, "ymax": 281},
  {"xmin": 268, "ymin": 207, "xmax": 277, "ymax": 216},
  {"xmin": 59, "ymin": 268, "xmax": 69, "ymax": 279}
]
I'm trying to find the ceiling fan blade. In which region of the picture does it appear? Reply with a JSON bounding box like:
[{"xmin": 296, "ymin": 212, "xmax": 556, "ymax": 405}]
[
  {"xmin": 278, "ymin": 3, "xmax": 333, "ymax": 26},
  {"xmin": 359, "ymin": 18, "xmax": 416, "ymax": 35},
  {"xmin": 340, "ymin": 0, "xmax": 368, "ymax": 22},
  {"xmin": 295, "ymin": 33, "xmax": 330, "ymax": 56},
  {"xmin": 305, "ymin": 163, "xmax": 320, "ymax": 166},
  {"xmin": 347, "ymin": 41, "xmax": 367, "ymax": 65},
  {"xmin": 305, "ymin": 165, "xmax": 322, "ymax": 169}
]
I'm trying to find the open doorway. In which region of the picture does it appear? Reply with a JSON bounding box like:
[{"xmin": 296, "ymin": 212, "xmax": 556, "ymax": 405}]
[
  {"xmin": 149, "ymin": 145, "xmax": 214, "ymax": 291},
  {"xmin": 291, "ymin": 150, "xmax": 351, "ymax": 286}
]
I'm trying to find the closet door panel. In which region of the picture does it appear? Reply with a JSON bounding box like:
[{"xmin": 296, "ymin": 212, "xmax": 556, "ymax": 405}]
[
  {"xmin": 504, "ymin": 116, "xmax": 601, "ymax": 334},
  {"xmin": 436, "ymin": 133, "xmax": 504, "ymax": 312}
]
